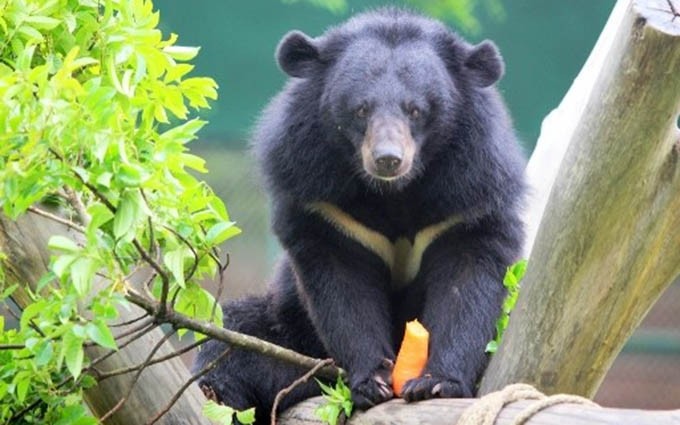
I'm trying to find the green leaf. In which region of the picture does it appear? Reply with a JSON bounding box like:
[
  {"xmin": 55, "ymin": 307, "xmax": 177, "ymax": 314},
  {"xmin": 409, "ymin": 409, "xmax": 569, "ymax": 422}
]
[
  {"xmin": 315, "ymin": 376, "xmax": 353, "ymax": 425},
  {"xmin": 53, "ymin": 254, "xmax": 78, "ymax": 279},
  {"xmin": 48, "ymin": 235, "xmax": 80, "ymax": 253},
  {"xmin": 70, "ymin": 257, "xmax": 97, "ymax": 297},
  {"xmin": 315, "ymin": 404, "xmax": 341, "ymax": 425},
  {"xmin": 165, "ymin": 63, "xmax": 194, "ymax": 82},
  {"xmin": 117, "ymin": 163, "xmax": 144, "ymax": 187},
  {"xmin": 235, "ymin": 408, "xmax": 256, "ymax": 425},
  {"xmin": 158, "ymin": 119, "xmax": 206, "ymax": 144},
  {"xmin": 86, "ymin": 321, "xmax": 117, "ymax": 350},
  {"xmin": 208, "ymin": 196, "xmax": 230, "ymax": 221},
  {"xmin": 16, "ymin": 375, "xmax": 30, "ymax": 403},
  {"xmin": 36, "ymin": 271, "xmax": 56, "ymax": 292},
  {"xmin": 179, "ymin": 153, "xmax": 206, "ymax": 172},
  {"xmin": 113, "ymin": 190, "xmax": 147, "ymax": 241},
  {"xmin": 205, "ymin": 221, "xmax": 241, "ymax": 245},
  {"xmin": 163, "ymin": 45, "xmax": 200, "ymax": 61},
  {"xmin": 54, "ymin": 404, "xmax": 98, "ymax": 425},
  {"xmin": 96, "ymin": 172, "xmax": 113, "ymax": 188},
  {"xmin": 316, "ymin": 378, "xmax": 335, "ymax": 396},
  {"xmin": 24, "ymin": 15, "xmax": 61, "ymax": 29},
  {"xmin": 20, "ymin": 300, "xmax": 46, "ymax": 331},
  {"xmin": 504, "ymin": 259, "xmax": 527, "ymax": 288},
  {"xmin": 34, "ymin": 340, "xmax": 54, "ymax": 366},
  {"xmin": 80, "ymin": 374, "xmax": 98, "ymax": 390},
  {"xmin": 0, "ymin": 283, "xmax": 18, "ymax": 299},
  {"xmin": 0, "ymin": 382, "xmax": 7, "ymax": 401},
  {"xmin": 487, "ymin": 259, "xmax": 528, "ymax": 354},
  {"xmin": 88, "ymin": 203, "xmax": 114, "ymax": 230},
  {"xmin": 17, "ymin": 25, "xmax": 45, "ymax": 43},
  {"xmin": 163, "ymin": 248, "xmax": 187, "ymax": 288},
  {"xmin": 63, "ymin": 330, "xmax": 85, "ymax": 380},
  {"xmin": 202, "ymin": 400, "xmax": 234, "ymax": 425}
]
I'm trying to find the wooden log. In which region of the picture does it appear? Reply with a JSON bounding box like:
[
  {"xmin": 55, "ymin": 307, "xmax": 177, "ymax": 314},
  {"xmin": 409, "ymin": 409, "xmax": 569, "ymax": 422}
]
[
  {"xmin": 278, "ymin": 397, "xmax": 680, "ymax": 425},
  {"xmin": 0, "ymin": 212, "xmax": 210, "ymax": 425},
  {"xmin": 480, "ymin": 0, "xmax": 680, "ymax": 397}
]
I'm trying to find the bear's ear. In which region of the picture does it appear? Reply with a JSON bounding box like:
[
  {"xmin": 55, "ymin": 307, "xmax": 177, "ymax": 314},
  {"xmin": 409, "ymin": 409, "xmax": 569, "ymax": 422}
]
[
  {"xmin": 464, "ymin": 40, "xmax": 504, "ymax": 87},
  {"xmin": 276, "ymin": 31, "xmax": 320, "ymax": 78}
]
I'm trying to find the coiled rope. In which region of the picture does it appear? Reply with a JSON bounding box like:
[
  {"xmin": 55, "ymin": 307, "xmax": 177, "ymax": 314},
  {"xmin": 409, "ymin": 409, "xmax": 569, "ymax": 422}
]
[{"xmin": 456, "ymin": 383, "xmax": 599, "ymax": 425}]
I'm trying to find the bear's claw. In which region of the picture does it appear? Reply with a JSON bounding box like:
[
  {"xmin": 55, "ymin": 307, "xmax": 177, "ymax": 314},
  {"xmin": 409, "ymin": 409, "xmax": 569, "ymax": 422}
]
[{"xmin": 401, "ymin": 375, "xmax": 469, "ymax": 402}]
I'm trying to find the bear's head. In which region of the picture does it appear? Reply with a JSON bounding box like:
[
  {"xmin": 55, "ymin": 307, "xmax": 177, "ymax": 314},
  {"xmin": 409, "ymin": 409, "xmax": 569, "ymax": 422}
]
[{"xmin": 275, "ymin": 10, "xmax": 505, "ymax": 190}]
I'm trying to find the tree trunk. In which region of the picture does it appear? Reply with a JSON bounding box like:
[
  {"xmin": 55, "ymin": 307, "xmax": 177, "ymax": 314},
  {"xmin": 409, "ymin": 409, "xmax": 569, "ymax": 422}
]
[
  {"xmin": 0, "ymin": 213, "xmax": 210, "ymax": 425},
  {"xmin": 278, "ymin": 397, "xmax": 680, "ymax": 425},
  {"xmin": 480, "ymin": 0, "xmax": 680, "ymax": 396}
]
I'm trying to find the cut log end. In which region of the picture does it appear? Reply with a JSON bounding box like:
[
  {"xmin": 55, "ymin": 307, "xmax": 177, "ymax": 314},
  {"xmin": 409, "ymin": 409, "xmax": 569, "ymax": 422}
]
[{"xmin": 635, "ymin": 0, "xmax": 680, "ymax": 35}]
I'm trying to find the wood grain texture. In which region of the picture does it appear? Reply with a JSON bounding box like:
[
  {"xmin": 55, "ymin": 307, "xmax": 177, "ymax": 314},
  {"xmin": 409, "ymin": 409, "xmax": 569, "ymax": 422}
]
[
  {"xmin": 279, "ymin": 397, "xmax": 680, "ymax": 425},
  {"xmin": 0, "ymin": 213, "xmax": 210, "ymax": 425},
  {"xmin": 481, "ymin": 0, "xmax": 680, "ymax": 397}
]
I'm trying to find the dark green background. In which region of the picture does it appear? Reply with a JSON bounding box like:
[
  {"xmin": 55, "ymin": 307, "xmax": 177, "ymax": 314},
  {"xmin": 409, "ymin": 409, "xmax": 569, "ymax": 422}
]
[{"xmin": 159, "ymin": 1, "xmax": 616, "ymax": 151}]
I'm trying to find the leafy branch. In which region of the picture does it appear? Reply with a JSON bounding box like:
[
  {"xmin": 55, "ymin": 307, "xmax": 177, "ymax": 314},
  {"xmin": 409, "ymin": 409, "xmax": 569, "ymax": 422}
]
[{"xmin": 0, "ymin": 2, "xmax": 346, "ymax": 423}]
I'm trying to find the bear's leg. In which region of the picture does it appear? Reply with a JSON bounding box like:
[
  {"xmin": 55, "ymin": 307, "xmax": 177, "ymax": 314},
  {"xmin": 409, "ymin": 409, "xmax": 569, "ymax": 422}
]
[
  {"xmin": 400, "ymin": 224, "xmax": 514, "ymax": 402},
  {"xmin": 195, "ymin": 295, "xmax": 326, "ymax": 424}
]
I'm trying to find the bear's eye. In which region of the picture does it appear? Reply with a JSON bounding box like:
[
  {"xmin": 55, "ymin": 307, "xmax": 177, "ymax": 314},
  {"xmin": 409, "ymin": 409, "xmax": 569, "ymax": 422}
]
[
  {"xmin": 409, "ymin": 106, "xmax": 420, "ymax": 120},
  {"xmin": 355, "ymin": 106, "xmax": 367, "ymax": 119}
]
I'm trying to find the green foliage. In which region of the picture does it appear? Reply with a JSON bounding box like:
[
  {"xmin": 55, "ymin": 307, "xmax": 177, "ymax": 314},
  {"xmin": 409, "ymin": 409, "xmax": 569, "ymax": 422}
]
[
  {"xmin": 407, "ymin": 0, "xmax": 505, "ymax": 34},
  {"xmin": 202, "ymin": 400, "xmax": 255, "ymax": 425},
  {"xmin": 486, "ymin": 259, "xmax": 527, "ymax": 353},
  {"xmin": 0, "ymin": 0, "xmax": 238, "ymax": 422},
  {"xmin": 315, "ymin": 376, "xmax": 353, "ymax": 425},
  {"xmin": 286, "ymin": 0, "xmax": 347, "ymax": 14},
  {"xmin": 293, "ymin": 0, "xmax": 504, "ymax": 34}
]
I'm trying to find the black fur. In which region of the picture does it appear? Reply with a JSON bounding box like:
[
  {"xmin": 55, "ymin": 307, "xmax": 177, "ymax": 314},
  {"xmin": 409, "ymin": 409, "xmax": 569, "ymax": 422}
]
[{"xmin": 195, "ymin": 8, "xmax": 525, "ymax": 424}]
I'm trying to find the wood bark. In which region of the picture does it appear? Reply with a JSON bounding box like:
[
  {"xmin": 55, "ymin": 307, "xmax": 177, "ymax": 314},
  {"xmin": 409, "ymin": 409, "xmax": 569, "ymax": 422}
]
[
  {"xmin": 0, "ymin": 213, "xmax": 210, "ymax": 425},
  {"xmin": 480, "ymin": 0, "xmax": 680, "ymax": 396},
  {"xmin": 278, "ymin": 397, "xmax": 680, "ymax": 425}
]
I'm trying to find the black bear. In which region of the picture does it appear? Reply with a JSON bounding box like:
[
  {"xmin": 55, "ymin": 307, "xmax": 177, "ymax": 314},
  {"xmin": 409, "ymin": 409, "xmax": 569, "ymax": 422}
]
[{"xmin": 195, "ymin": 8, "xmax": 525, "ymax": 423}]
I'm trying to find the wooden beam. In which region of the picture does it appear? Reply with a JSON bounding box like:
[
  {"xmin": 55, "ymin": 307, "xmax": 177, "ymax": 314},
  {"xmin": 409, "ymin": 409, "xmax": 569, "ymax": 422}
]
[{"xmin": 278, "ymin": 397, "xmax": 680, "ymax": 425}]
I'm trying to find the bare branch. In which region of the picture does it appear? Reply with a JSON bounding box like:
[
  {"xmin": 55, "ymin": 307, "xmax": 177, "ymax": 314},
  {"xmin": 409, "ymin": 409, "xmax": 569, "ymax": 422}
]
[
  {"xmin": 96, "ymin": 338, "xmax": 209, "ymax": 381},
  {"xmin": 110, "ymin": 312, "xmax": 150, "ymax": 328},
  {"xmin": 27, "ymin": 206, "xmax": 86, "ymax": 233},
  {"xmin": 271, "ymin": 358, "xmax": 335, "ymax": 425},
  {"xmin": 99, "ymin": 328, "xmax": 178, "ymax": 422},
  {"xmin": 0, "ymin": 344, "xmax": 25, "ymax": 350},
  {"xmin": 145, "ymin": 347, "xmax": 232, "ymax": 425},
  {"xmin": 210, "ymin": 252, "xmax": 229, "ymax": 323},
  {"xmin": 131, "ymin": 238, "xmax": 170, "ymax": 314},
  {"xmin": 63, "ymin": 186, "xmax": 91, "ymax": 226},
  {"xmin": 111, "ymin": 317, "xmax": 155, "ymax": 341},
  {"xmin": 125, "ymin": 289, "xmax": 344, "ymax": 380},
  {"xmin": 163, "ymin": 225, "xmax": 201, "ymax": 282}
]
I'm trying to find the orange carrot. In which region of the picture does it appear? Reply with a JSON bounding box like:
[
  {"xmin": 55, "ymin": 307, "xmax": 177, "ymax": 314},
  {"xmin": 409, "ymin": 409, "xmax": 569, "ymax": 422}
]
[{"xmin": 392, "ymin": 319, "xmax": 429, "ymax": 396}]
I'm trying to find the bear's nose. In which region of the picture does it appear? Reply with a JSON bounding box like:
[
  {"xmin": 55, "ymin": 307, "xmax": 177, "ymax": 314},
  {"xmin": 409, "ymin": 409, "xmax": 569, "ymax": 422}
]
[{"xmin": 374, "ymin": 153, "xmax": 402, "ymax": 177}]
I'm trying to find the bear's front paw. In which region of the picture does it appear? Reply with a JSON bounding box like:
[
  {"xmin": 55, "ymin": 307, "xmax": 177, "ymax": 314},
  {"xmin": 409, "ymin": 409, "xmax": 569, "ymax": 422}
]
[
  {"xmin": 350, "ymin": 358, "xmax": 394, "ymax": 409},
  {"xmin": 401, "ymin": 375, "xmax": 471, "ymax": 402}
]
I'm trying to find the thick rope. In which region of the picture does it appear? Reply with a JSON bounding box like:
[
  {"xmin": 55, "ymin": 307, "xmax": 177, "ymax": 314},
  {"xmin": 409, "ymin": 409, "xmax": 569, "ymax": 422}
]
[{"xmin": 456, "ymin": 383, "xmax": 599, "ymax": 425}]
